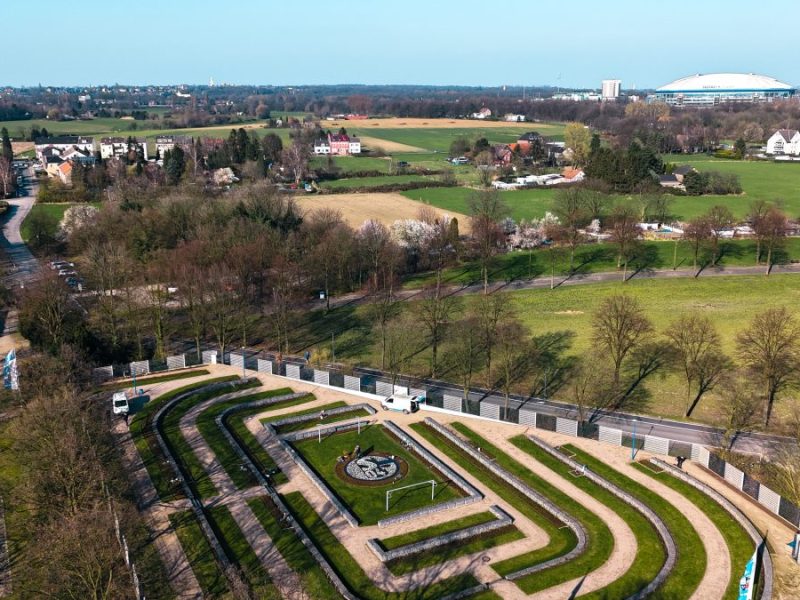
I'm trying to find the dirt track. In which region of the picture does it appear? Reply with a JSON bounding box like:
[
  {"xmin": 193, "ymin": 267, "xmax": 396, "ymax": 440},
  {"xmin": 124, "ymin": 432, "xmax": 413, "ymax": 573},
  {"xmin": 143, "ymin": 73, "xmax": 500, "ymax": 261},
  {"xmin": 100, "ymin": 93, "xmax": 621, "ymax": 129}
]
[{"xmin": 323, "ymin": 117, "xmax": 540, "ymax": 129}]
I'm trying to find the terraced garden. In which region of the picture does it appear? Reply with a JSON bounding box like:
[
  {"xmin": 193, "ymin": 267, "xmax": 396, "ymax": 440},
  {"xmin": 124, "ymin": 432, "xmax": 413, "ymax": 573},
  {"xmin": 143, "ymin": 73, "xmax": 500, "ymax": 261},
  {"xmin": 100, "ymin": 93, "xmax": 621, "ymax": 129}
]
[{"xmin": 118, "ymin": 370, "xmax": 775, "ymax": 599}]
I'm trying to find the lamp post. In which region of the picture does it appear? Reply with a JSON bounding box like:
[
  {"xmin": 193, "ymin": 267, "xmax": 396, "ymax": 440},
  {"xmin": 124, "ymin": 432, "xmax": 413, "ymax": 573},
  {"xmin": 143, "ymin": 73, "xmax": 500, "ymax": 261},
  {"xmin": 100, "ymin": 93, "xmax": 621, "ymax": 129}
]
[
  {"xmin": 241, "ymin": 346, "xmax": 246, "ymax": 379},
  {"xmin": 631, "ymin": 418, "xmax": 638, "ymax": 461}
]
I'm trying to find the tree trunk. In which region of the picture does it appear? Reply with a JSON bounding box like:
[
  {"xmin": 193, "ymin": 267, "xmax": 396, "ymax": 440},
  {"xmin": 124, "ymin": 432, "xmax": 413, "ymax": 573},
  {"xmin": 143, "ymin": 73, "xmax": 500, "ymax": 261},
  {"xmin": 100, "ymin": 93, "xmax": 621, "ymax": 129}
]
[
  {"xmin": 765, "ymin": 388, "xmax": 776, "ymax": 426},
  {"xmin": 685, "ymin": 387, "xmax": 704, "ymax": 418},
  {"xmin": 673, "ymin": 239, "xmax": 678, "ymax": 270},
  {"xmin": 755, "ymin": 239, "xmax": 761, "ymax": 265},
  {"xmin": 766, "ymin": 244, "xmax": 772, "ymax": 276}
]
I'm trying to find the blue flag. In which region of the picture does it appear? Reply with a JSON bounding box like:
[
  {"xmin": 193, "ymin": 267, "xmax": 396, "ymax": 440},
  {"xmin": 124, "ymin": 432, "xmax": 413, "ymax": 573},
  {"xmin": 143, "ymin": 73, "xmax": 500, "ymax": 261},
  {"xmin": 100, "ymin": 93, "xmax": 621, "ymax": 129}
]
[
  {"xmin": 738, "ymin": 548, "xmax": 757, "ymax": 600},
  {"xmin": 3, "ymin": 349, "xmax": 18, "ymax": 391}
]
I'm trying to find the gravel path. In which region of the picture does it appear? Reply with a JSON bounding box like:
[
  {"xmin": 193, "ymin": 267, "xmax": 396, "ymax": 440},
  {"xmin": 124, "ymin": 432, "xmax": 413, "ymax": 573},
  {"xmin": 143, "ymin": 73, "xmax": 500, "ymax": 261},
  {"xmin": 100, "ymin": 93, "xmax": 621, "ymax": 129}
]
[{"xmin": 532, "ymin": 430, "xmax": 732, "ymax": 600}]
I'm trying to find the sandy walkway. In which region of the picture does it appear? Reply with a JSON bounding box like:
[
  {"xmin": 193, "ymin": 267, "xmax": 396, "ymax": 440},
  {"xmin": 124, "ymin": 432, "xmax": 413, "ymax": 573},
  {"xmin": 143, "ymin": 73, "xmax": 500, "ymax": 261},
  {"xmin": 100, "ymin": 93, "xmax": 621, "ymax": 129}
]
[
  {"xmin": 685, "ymin": 463, "xmax": 800, "ymax": 600},
  {"xmin": 531, "ymin": 430, "xmax": 731, "ymax": 600},
  {"xmin": 472, "ymin": 422, "xmax": 638, "ymax": 599},
  {"xmin": 178, "ymin": 386, "xmax": 306, "ymax": 598}
]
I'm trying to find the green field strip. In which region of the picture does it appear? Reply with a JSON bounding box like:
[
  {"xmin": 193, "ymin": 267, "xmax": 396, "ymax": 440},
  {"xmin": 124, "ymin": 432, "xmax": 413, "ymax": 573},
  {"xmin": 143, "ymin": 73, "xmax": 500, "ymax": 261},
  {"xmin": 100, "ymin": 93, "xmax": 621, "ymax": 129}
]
[
  {"xmin": 510, "ymin": 435, "xmax": 666, "ymax": 599},
  {"xmin": 563, "ymin": 445, "xmax": 707, "ymax": 599}
]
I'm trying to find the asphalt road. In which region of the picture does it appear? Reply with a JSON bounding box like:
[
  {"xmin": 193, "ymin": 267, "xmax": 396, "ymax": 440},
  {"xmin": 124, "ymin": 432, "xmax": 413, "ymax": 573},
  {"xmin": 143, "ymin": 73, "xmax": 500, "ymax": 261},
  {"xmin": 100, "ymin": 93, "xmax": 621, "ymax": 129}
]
[
  {"xmin": 0, "ymin": 166, "xmax": 40, "ymax": 335},
  {"xmin": 353, "ymin": 366, "xmax": 793, "ymax": 457}
]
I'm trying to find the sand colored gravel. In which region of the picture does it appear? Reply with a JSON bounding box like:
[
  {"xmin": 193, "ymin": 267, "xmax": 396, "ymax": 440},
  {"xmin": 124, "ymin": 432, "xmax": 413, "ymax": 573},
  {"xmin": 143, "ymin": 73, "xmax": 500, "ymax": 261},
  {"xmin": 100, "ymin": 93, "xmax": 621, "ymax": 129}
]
[{"xmin": 295, "ymin": 192, "xmax": 470, "ymax": 229}]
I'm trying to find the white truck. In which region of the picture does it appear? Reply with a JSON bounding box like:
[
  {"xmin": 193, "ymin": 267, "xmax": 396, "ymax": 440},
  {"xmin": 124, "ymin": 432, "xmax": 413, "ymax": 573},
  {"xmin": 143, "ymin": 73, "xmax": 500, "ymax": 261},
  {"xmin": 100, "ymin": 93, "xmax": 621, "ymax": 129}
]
[
  {"xmin": 380, "ymin": 392, "xmax": 424, "ymax": 414},
  {"xmin": 112, "ymin": 392, "xmax": 130, "ymax": 416}
]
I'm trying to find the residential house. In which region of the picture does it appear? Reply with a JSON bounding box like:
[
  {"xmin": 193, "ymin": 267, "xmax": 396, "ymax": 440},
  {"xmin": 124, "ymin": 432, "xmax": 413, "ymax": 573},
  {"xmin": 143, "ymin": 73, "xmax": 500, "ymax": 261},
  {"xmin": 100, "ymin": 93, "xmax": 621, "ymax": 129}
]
[
  {"xmin": 562, "ymin": 167, "xmax": 585, "ymax": 183},
  {"xmin": 155, "ymin": 135, "xmax": 192, "ymax": 159},
  {"xmin": 313, "ymin": 133, "xmax": 361, "ymax": 156},
  {"xmin": 672, "ymin": 165, "xmax": 696, "ymax": 183},
  {"xmin": 516, "ymin": 132, "xmax": 542, "ymax": 153},
  {"xmin": 491, "ymin": 144, "xmax": 514, "ymax": 166},
  {"xmin": 766, "ymin": 129, "xmax": 800, "ymax": 155},
  {"xmin": 471, "ymin": 107, "xmax": 492, "ymax": 120},
  {"xmin": 56, "ymin": 161, "xmax": 73, "ymax": 185},
  {"xmin": 659, "ymin": 174, "xmax": 682, "ymax": 189},
  {"xmin": 34, "ymin": 136, "xmax": 94, "ymax": 161},
  {"xmin": 504, "ymin": 113, "xmax": 526, "ymax": 122},
  {"xmin": 60, "ymin": 146, "xmax": 96, "ymax": 166},
  {"xmin": 99, "ymin": 137, "xmax": 148, "ymax": 160}
]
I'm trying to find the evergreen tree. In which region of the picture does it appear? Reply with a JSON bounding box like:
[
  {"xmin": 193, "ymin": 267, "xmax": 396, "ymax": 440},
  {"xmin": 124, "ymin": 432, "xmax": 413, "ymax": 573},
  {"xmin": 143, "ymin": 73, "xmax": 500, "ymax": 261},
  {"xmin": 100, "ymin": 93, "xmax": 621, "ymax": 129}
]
[
  {"xmin": 163, "ymin": 147, "xmax": 186, "ymax": 185},
  {"xmin": 1, "ymin": 128, "xmax": 13, "ymax": 161}
]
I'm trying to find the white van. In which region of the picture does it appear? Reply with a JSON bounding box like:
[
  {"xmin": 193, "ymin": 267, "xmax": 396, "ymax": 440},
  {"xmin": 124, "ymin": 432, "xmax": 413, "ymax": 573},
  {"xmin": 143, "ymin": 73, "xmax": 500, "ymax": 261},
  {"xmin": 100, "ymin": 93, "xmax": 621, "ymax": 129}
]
[
  {"xmin": 381, "ymin": 393, "xmax": 424, "ymax": 414},
  {"xmin": 112, "ymin": 392, "xmax": 130, "ymax": 416}
]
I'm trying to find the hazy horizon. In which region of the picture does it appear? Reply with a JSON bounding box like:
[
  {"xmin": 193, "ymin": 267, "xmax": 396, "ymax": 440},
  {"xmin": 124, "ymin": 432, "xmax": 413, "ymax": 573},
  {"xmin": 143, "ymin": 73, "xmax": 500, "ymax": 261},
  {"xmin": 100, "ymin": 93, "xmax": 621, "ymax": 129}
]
[{"xmin": 4, "ymin": 0, "xmax": 799, "ymax": 89}]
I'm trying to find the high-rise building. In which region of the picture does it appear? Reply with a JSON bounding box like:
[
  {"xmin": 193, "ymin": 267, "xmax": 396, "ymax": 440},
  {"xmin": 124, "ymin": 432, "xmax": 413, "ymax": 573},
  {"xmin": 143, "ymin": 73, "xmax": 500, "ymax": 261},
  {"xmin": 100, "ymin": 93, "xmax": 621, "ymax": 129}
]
[{"xmin": 601, "ymin": 79, "xmax": 621, "ymax": 100}]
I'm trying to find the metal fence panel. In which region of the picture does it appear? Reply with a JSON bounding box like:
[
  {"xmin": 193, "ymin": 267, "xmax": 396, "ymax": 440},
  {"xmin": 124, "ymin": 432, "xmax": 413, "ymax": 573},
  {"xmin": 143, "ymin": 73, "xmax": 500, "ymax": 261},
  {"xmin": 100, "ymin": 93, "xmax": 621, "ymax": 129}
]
[
  {"xmin": 778, "ymin": 498, "xmax": 800, "ymax": 527},
  {"xmin": 257, "ymin": 359, "xmax": 273, "ymax": 374},
  {"xmin": 201, "ymin": 350, "xmax": 217, "ymax": 365},
  {"xmin": 537, "ymin": 414, "xmax": 556, "ymax": 432},
  {"xmin": 375, "ymin": 381, "xmax": 393, "ymax": 397},
  {"xmin": 643, "ymin": 435, "xmax": 670, "ymax": 456},
  {"xmin": 442, "ymin": 394, "xmax": 462, "ymax": 412},
  {"xmin": 130, "ymin": 360, "xmax": 149, "ymax": 376},
  {"xmin": 695, "ymin": 445, "xmax": 710, "ymax": 468},
  {"xmin": 229, "ymin": 353, "xmax": 244, "ymax": 368},
  {"xmin": 409, "ymin": 387, "xmax": 426, "ymax": 398},
  {"xmin": 598, "ymin": 426, "xmax": 622, "ymax": 446},
  {"xmin": 518, "ymin": 408, "xmax": 536, "ymax": 427},
  {"xmin": 314, "ymin": 370, "xmax": 330, "ymax": 386},
  {"xmin": 758, "ymin": 484, "xmax": 781, "ymax": 514},
  {"xmin": 479, "ymin": 402, "xmax": 499, "ymax": 420},
  {"xmin": 286, "ymin": 364, "xmax": 301, "ymax": 379},
  {"xmin": 742, "ymin": 473, "xmax": 760, "ymax": 499},
  {"xmin": 344, "ymin": 375, "xmax": 361, "ymax": 392},
  {"xmin": 166, "ymin": 355, "xmax": 186, "ymax": 370},
  {"xmin": 723, "ymin": 463, "xmax": 745, "ymax": 490},
  {"xmin": 555, "ymin": 417, "xmax": 578, "ymax": 437},
  {"xmin": 93, "ymin": 365, "xmax": 114, "ymax": 381},
  {"xmin": 708, "ymin": 454, "xmax": 726, "ymax": 477}
]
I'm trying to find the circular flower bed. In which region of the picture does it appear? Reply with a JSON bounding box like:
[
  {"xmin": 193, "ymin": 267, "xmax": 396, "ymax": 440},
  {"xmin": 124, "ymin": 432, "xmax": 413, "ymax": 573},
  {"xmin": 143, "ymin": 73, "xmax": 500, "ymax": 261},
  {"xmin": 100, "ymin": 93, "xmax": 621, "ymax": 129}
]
[{"xmin": 336, "ymin": 452, "xmax": 408, "ymax": 487}]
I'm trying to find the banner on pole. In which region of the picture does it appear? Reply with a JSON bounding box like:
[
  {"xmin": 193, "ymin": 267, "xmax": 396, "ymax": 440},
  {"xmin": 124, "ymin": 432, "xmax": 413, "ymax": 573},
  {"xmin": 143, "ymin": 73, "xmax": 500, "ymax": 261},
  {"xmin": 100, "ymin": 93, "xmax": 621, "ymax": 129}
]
[
  {"xmin": 3, "ymin": 349, "xmax": 18, "ymax": 391},
  {"xmin": 737, "ymin": 548, "xmax": 758, "ymax": 600}
]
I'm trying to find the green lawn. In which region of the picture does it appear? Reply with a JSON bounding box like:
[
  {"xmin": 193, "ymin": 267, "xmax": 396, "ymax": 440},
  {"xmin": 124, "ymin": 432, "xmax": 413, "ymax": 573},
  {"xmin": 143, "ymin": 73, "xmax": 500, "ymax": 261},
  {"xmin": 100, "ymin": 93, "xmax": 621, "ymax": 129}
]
[
  {"xmin": 273, "ymin": 407, "xmax": 371, "ymax": 434},
  {"xmin": 129, "ymin": 376, "xmax": 240, "ymax": 501},
  {"xmin": 404, "ymin": 237, "xmax": 800, "ymax": 288},
  {"xmin": 564, "ymin": 445, "xmax": 706, "ymax": 599},
  {"xmin": 510, "ymin": 435, "xmax": 666, "ymax": 599},
  {"xmin": 310, "ymin": 156, "xmax": 392, "ymax": 173},
  {"xmin": 291, "ymin": 424, "xmax": 463, "ymax": 525},
  {"xmin": 344, "ymin": 124, "xmax": 563, "ymax": 153},
  {"xmin": 283, "ymin": 491, "xmax": 482, "ymax": 599},
  {"xmin": 159, "ymin": 380, "xmax": 261, "ymax": 499},
  {"xmin": 206, "ymin": 505, "xmax": 277, "ymax": 596},
  {"xmin": 380, "ymin": 510, "xmax": 497, "ymax": 550},
  {"xmin": 259, "ymin": 401, "xmax": 347, "ymax": 427},
  {"xmin": 195, "ymin": 388, "xmax": 299, "ymax": 494},
  {"xmin": 320, "ymin": 173, "xmax": 439, "ymax": 189},
  {"xmin": 21, "ymin": 202, "xmax": 100, "ymax": 242},
  {"xmin": 445, "ymin": 423, "xmax": 616, "ymax": 594},
  {"xmin": 169, "ymin": 511, "xmax": 228, "ymax": 598},
  {"xmin": 632, "ymin": 462, "xmax": 756, "ymax": 600},
  {"xmin": 247, "ymin": 497, "xmax": 341, "ymax": 599},
  {"xmin": 409, "ymin": 422, "xmax": 578, "ymax": 584},
  {"xmin": 386, "ymin": 525, "xmax": 524, "ymax": 576},
  {"xmin": 401, "ymin": 186, "xmax": 556, "ymax": 222}
]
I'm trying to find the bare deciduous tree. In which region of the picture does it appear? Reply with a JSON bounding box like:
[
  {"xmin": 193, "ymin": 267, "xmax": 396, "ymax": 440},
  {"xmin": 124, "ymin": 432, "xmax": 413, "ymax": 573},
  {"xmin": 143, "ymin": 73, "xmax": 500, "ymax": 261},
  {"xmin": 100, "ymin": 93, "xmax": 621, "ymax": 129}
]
[
  {"xmin": 446, "ymin": 316, "xmax": 484, "ymax": 399},
  {"xmin": 705, "ymin": 204, "xmax": 734, "ymax": 266},
  {"xmin": 737, "ymin": 307, "xmax": 800, "ymax": 426},
  {"xmin": 592, "ymin": 294, "xmax": 653, "ymax": 389},
  {"xmin": 415, "ymin": 286, "xmax": 461, "ymax": 378},
  {"xmin": 468, "ymin": 190, "xmax": 509, "ymax": 293},
  {"xmin": 608, "ymin": 204, "xmax": 640, "ymax": 281},
  {"xmin": 665, "ymin": 315, "xmax": 729, "ymax": 417}
]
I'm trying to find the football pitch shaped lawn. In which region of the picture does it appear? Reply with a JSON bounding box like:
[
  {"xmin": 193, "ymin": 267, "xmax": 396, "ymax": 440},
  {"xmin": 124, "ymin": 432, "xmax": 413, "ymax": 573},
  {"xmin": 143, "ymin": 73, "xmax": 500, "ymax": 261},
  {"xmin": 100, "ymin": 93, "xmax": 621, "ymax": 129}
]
[{"xmin": 290, "ymin": 424, "xmax": 464, "ymax": 525}]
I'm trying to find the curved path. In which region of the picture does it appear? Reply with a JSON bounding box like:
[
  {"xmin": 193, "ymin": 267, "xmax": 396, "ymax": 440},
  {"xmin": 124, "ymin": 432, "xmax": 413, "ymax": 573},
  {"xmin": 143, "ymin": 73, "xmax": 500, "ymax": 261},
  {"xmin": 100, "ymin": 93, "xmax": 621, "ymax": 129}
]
[
  {"xmin": 179, "ymin": 387, "xmax": 308, "ymax": 599},
  {"xmin": 485, "ymin": 429, "xmax": 639, "ymax": 599},
  {"xmin": 533, "ymin": 428, "xmax": 733, "ymax": 600}
]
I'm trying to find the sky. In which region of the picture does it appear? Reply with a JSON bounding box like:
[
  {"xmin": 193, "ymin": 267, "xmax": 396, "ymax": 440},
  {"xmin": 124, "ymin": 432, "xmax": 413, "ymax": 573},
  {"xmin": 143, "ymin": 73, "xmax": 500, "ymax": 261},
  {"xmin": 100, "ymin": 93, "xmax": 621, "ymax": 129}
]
[{"xmin": 4, "ymin": 0, "xmax": 799, "ymax": 89}]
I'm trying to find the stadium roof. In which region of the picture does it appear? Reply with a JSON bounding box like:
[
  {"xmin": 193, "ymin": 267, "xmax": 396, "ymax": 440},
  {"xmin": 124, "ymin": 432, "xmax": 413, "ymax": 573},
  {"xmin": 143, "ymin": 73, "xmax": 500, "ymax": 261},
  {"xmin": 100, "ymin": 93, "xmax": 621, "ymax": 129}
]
[{"xmin": 657, "ymin": 73, "xmax": 794, "ymax": 93}]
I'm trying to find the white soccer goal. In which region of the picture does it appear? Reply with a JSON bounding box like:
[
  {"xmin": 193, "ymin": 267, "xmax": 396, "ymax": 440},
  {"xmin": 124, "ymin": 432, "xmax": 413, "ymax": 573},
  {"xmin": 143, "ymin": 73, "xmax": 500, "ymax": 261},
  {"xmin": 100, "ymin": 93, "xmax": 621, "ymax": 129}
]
[{"xmin": 385, "ymin": 479, "xmax": 436, "ymax": 511}]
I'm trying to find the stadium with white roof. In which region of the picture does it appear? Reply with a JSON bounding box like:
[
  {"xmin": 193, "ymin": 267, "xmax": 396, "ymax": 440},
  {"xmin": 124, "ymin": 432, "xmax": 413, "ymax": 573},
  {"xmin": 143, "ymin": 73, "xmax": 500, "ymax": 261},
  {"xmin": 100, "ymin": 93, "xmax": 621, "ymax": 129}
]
[{"xmin": 650, "ymin": 73, "xmax": 795, "ymax": 106}]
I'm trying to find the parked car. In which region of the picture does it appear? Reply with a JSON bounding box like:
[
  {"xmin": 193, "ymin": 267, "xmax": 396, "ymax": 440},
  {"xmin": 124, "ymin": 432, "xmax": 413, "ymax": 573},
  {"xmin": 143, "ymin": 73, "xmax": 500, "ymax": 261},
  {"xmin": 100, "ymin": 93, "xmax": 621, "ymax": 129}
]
[
  {"xmin": 50, "ymin": 260, "xmax": 74, "ymax": 270},
  {"xmin": 58, "ymin": 269, "xmax": 77, "ymax": 277},
  {"xmin": 111, "ymin": 392, "xmax": 129, "ymax": 416},
  {"xmin": 380, "ymin": 393, "xmax": 425, "ymax": 414}
]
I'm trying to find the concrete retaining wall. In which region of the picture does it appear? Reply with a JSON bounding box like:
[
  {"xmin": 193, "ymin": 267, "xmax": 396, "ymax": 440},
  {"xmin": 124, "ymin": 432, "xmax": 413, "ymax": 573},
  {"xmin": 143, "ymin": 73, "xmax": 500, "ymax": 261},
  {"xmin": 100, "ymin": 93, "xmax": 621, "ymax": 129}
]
[
  {"xmin": 269, "ymin": 403, "xmax": 376, "ymax": 431},
  {"xmin": 367, "ymin": 505, "xmax": 513, "ymax": 562}
]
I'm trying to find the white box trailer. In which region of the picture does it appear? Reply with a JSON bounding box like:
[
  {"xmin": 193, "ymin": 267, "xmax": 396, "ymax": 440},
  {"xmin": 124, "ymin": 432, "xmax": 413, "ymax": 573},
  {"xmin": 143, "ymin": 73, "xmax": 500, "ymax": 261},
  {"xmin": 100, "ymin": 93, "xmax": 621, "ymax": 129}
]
[{"xmin": 380, "ymin": 392, "xmax": 425, "ymax": 414}]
